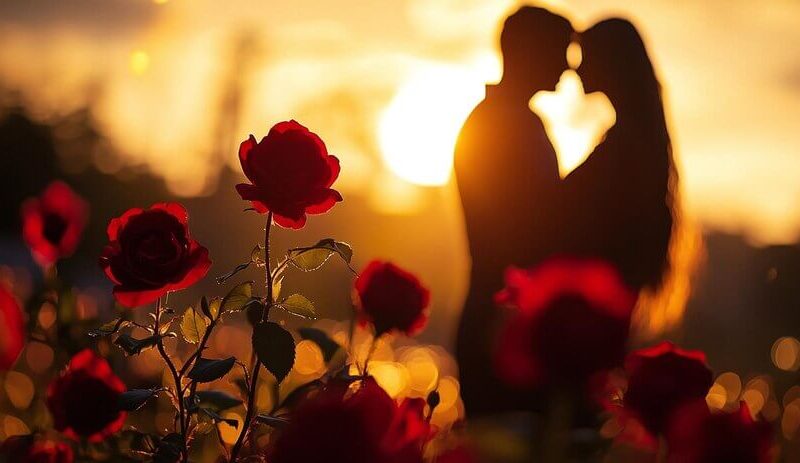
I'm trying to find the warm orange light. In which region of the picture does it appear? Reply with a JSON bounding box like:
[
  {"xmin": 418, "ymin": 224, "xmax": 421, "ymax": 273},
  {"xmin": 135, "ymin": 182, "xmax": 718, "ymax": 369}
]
[
  {"xmin": 129, "ymin": 50, "xmax": 150, "ymax": 76},
  {"xmin": 379, "ymin": 64, "xmax": 487, "ymax": 186}
]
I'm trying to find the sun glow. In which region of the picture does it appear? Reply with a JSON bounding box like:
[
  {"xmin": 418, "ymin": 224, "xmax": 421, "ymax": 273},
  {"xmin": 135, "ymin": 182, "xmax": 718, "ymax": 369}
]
[{"xmin": 379, "ymin": 64, "xmax": 488, "ymax": 186}]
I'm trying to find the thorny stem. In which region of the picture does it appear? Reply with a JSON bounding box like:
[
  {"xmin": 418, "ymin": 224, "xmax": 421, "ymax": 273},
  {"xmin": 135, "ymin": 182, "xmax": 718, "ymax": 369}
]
[
  {"xmin": 230, "ymin": 212, "xmax": 273, "ymax": 462},
  {"xmin": 155, "ymin": 297, "xmax": 188, "ymax": 462}
]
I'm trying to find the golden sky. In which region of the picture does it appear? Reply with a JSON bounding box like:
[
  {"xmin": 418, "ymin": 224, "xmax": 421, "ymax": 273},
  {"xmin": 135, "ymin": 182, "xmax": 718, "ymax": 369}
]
[{"xmin": 1, "ymin": 0, "xmax": 799, "ymax": 244}]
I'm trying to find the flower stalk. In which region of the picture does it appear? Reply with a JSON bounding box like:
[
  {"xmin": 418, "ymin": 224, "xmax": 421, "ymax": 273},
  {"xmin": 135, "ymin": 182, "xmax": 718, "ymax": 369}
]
[
  {"xmin": 154, "ymin": 296, "xmax": 188, "ymax": 462},
  {"xmin": 230, "ymin": 211, "xmax": 273, "ymax": 462}
]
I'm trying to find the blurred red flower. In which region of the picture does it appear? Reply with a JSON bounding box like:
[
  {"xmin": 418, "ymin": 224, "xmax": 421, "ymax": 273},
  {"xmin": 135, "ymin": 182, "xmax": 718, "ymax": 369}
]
[
  {"xmin": 21, "ymin": 181, "xmax": 88, "ymax": 267},
  {"xmin": 269, "ymin": 378, "xmax": 430, "ymax": 463},
  {"xmin": 0, "ymin": 286, "xmax": 25, "ymax": 371},
  {"xmin": 436, "ymin": 446, "xmax": 479, "ymax": 463},
  {"xmin": 623, "ymin": 342, "xmax": 713, "ymax": 435},
  {"xmin": 236, "ymin": 120, "xmax": 342, "ymax": 229},
  {"xmin": 99, "ymin": 203, "xmax": 210, "ymax": 307},
  {"xmin": 0, "ymin": 436, "xmax": 74, "ymax": 463},
  {"xmin": 46, "ymin": 349, "xmax": 126, "ymax": 442},
  {"xmin": 494, "ymin": 259, "xmax": 635, "ymax": 389},
  {"xmin": 666, "ymin": 401, "xmax": 773, "ymax": 463},
  {"xmin": 354, "ymin": 260, "xmax": 431, "ymax": 336}
]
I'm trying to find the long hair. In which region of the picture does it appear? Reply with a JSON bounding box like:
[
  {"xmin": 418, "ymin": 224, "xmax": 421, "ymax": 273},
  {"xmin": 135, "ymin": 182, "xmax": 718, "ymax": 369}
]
[{"xmin": 579, "ymin": 18, "xmax": 699, "ymax": 338}]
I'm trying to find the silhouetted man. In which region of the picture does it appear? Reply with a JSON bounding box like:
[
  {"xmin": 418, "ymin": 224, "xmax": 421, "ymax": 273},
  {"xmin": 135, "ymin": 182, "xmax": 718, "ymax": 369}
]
[{"xmin": 454, "ymin": 6, "xmax": 573, "ymax": 416}]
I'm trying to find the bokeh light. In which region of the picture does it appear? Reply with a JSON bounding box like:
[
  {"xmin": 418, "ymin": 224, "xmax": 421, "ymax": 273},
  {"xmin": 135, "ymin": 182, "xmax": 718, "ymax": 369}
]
[{"xmin": 772, "ymin": 337, "xmax": 800, "ymax": 371}]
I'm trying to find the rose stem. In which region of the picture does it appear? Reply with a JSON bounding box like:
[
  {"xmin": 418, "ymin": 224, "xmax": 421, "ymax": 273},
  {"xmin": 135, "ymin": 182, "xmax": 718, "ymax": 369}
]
[
  {"xmin": 155, "ymin": 296, "xmax": 188, "ymax": 461},
  {"xmin": 230, "ymin": 211, "xmax": 273, "ymax": 462}
]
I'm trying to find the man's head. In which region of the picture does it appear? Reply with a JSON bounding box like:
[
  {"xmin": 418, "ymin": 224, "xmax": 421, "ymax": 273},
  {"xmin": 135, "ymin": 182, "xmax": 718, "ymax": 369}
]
[{"xmin": 500, "ymin": 6, "xmax": 573, "ymax": 93}]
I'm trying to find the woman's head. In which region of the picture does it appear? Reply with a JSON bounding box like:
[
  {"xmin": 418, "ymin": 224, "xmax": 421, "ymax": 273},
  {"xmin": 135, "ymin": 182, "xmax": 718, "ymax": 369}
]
[{"xmin": 578, "ymin": 18, "xmax": 660, "ymax": 113}]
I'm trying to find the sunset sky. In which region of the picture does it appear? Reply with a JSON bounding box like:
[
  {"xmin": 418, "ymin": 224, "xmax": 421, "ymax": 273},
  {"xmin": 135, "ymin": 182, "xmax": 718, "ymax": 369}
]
[{"xmin": 1, "ymin": 0, "xmax": 799, "ymax": 244}]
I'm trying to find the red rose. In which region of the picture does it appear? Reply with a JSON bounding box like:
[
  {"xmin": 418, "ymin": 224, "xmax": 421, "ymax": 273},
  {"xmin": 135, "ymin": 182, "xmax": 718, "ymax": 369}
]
[
  {"xmin": 236, "ymin": 120, "xmax": 342, "ymax": 229},
  {"xmin": 21, "ymin": 181, "xmax": 88, "ymax": 267},
  {"xmin": 0, "ymin": 436, "xmax": 74, "ymax": 463},
  {"xmin": 494, "ymin": 259, "xmax": 635, "ymax": 389},
  {"xmin": 269, "ymin": 378, "xmax": 430, "ymax": 463},
  {"xmin": 354, "ymin": 260, "xmax": 431, "ymax": 336},
  {"xmin": 99, "ymin": 203, "xmax": 211, "ymax": 307},
  {"xmin": 623, "ymin": 342, "xmax": 713, "ymax": 435},
  {"xmin": 666, "ymin": 401, "xmax": 773, "ymax": 463},
  {"xmin": 46, "ymin": 349, "xmax": 126, "ymax": 442},
  {"xmin": 436, "ymin": 446, "xmax": 479, "ymax": 463},
  {"xmin": 0, "ymin": 286, "xmax": 25, "ymax": 370}
]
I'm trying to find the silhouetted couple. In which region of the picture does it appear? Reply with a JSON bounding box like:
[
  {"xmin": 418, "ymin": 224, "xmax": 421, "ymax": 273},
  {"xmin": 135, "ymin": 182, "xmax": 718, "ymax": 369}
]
[{"xmin": 455, "ymin": 7, "xmax": 676, "ymax": 415}]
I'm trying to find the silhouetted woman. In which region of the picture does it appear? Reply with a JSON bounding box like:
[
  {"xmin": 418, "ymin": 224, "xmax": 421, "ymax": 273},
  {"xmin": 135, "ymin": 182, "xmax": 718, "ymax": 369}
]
[{"xmin": 564, "ymin": 18, "xmax": 677, "ymax": 295}]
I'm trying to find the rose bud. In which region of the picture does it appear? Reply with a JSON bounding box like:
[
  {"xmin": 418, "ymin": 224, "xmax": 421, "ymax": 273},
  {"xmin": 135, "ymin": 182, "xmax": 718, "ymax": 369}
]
[
  {"xmin": 268, "ymin": 378, "xmax": 430, "ymax": 463},
  {"xmin": 0, "ymin": 435, "xmax": 74, "ymax": 463},
  {"xmin": 0, "ymin": 286, "xmax": 25, "ymax": 371},
  {"xmin": 354, "ymin": 260, "xmax": 431, "ymax": 336},
  {"xmin": 494, "ymin": 259, "xmax": 635, "ymax": 390},
  {"xmin": 46, "ymin": 349, "xmax": 126, "ymax": 442},
  {"xmin": 623, "ymin": 342, "xmax": 713, "ymax": 435},
  {"xmin": 99, "ymin": 203, "xmax": 211, "ymax": 307},
  {"xmin": 236, "ymin": 120, "xmax": 342, "ymax": 229},
  {"xmin": 21, "ymin": 181, "xmax": 88, "ymax": 267},
  {"xmin": 666, "ymin": 401, "xmax": 773, "ymax": 463}
]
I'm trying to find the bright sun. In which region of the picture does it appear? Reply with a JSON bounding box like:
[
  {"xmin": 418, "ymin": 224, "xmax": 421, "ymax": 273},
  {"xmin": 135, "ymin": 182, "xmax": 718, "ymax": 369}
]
[
  {"xmin": 379, "ymin": 65, "xmax": 487, "ymax": 186},
  {"xmin": 379, "ymin": 62, "xmax": 615, "ymax": 186}
]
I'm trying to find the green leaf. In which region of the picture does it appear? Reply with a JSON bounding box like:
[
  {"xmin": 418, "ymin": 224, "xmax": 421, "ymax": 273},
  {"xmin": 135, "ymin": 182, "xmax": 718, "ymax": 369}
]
[
  {"xmin": 288, "ymin": 238, "xmax": 354, "ymax": 272},
  {"xmin": 272, "ymin": 274, "xmax": 284, "ymax": 300},
  {"xmin": 195, "ymin": 390, "xmax": 242, "ymax": 412},
  {"xmin": 180, "ymin": 307, "xmax": 208, "ymax": 344},
  {"xmin": 298, "ymin": 327, "xmax": 340, "ymax": 362},
  {"xmin": 255, "ymin": 414, "xmax": 290, "ymax": 428},
  {"xmin": 278, "ymin": 294, "xmax": 316, "ymax": 319},
  {"xmin": 251, "ymin": 244, "xmax": 266, "ymax": 267},
  {"xmin": 154, "ymin": 433, "xmax": 184, "ymax": 463},
  {"xmin": 188, "ymin": 357, "xmax": 236, "ymax": 383},
  {"xmin": 89, "ymin": 318, "xmax": 129, "ymax": 338},
  {"xmin": 289, "ymin": 248, "xmax": 334, "ymax": 272},
  {"xmin": 114, "ymin": 334, "xmax": 159, "ymax": 356},
  {"xmin": 119, "ymin": 388, "xmax": 163, "ymax": 411},
  {"xmin": 200, "ymin": 408, "xmax": 238, "ymax": 428},
  {"xmin": 216, "ymin": 262, "xmax": 251, "ymax": 284},
  {"xmin": 221, "ymin": 281, "xmax": 254, "ymax": 313},
  {"xmin": 252, "ymin": 322, "xmax": 295, "ymax": 384}
]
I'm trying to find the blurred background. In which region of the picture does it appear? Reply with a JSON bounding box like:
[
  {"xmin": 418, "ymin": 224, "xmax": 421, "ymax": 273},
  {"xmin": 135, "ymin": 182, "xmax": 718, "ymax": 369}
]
[{"xmin": 1, "ymin": 0, "xmax": 800, "ymax": 451}]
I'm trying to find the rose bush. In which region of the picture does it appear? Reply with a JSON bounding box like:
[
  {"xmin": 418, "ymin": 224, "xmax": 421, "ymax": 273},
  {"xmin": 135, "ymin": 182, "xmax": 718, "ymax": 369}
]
[
  {"xmin": 354, "ymin": 260, "xmax": 431, "ymax": 336},
  {"xmin": 21, "ymin": 181, "xmax": 88, "ymax": 267},
  {"xmin": 236, "ymin": 120, "xmax": 342, "ymax": 229},
  {"xmin": 268, "ymin": 378, "xmax": 430, "ymax": 463},
  {"xmin": 46, "ymin": 349, "xmax": 126, "ymax": 442},
  {"xmin": 99, "ymin": 202, "xmax": 211, "ymax": 307},
  {"xmin": 622, "ymin": 342, "xmax": 713, "ymax": 435},
  {"xmin": 494, "ymin": 259, "xmax": 636, "ymax": 389},
  {"xmin": 666, "ymin": 401, "xmax": 773, "ymax": 463}
]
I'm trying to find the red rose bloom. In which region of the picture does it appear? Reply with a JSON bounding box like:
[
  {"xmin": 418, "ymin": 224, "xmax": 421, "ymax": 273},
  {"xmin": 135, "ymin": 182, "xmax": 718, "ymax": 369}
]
[
  {"xmin": 0, "ymin": 286, "xmax": 25, "ymax": 370},
  {"xmin": 494, "ymin": 259, "xmax": 635, "ymax": 389},
  {"xmin": 99, "ymin": 203, "xmax": 211, "ymax": 307},
  {"xmin": 666, "ymin": 401, "xmax": 773, "ymax": 463},
  {"xmin": 354, "ymin": 260, "xmax": 430, "ymax": 336},
  {"xmin": 436, "ymin": 446, "xmax": 479, "ymax": 463},
  {"xmin": 0, "ymin": 436, "xmax": 74, "ymax": 463},
  {"xmin": 623, "ymin": 342, "xmax": 713, "ymax": 435},
  {"xmin": 46, "ymin": 349, "xmax": 126, "ymax": 442},
  {"xmin": 236, "ymin": 120, "xmax": 342, "ymax": 229},
  {"xmin": 21, "ymin": 181, "xmax": 88, "ymax": 266},
  {"xmin": 269, "ymin": 378, "xmax": 430, "ymax": 463}
]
